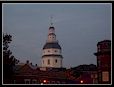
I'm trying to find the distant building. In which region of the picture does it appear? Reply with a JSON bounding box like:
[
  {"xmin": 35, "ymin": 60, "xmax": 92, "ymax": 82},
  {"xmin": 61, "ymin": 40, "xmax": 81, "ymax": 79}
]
[
  {"xmin": 66, "ymin": 64, "xmax": 98, "ymax": 84},
  {"xmin": 12, "ymin": 62, "xmax": 98, "ymax": 84},
  {"xmin": 94, "ymin": 40, "xmax": 111, "ymax": 84},
  {"xmin": 42, "ymin": 22, "xmax": 63, "ymax": 68},
  {"xmin": 12, "ymin": 60, "xmax": 75, "ymax": 84}
]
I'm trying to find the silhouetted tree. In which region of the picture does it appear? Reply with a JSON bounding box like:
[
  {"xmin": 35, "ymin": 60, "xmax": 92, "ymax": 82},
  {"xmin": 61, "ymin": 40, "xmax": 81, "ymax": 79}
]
[
  {"xmin": 3, "ymin": 33, "xmax": 19, "ymax": 83},
  {"xmin": 69, "ymin": 67, "xmax": 83, "ymax": 79},
  {"xmin": 71, "ymin": 70, "xmax": 82, "ymax": 78}
]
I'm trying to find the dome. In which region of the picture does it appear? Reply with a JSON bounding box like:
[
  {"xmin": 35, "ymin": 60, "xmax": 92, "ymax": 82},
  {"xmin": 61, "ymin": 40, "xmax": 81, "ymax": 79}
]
[{"xmin": 43, "ymin": 42, "xmax": 61, "ymax": 49}]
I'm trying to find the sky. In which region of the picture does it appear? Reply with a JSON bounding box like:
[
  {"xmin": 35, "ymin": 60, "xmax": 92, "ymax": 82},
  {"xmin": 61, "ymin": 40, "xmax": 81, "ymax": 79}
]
[{"xmin": 3, "ymin": 3, "xmax": 111, "ymax": 68}]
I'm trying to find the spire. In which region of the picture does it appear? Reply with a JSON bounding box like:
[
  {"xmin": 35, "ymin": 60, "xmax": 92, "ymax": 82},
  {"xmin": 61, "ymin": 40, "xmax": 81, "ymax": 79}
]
[{"xmin": 50, "ymin": 15, "xmax": 53, "ymax": 27}]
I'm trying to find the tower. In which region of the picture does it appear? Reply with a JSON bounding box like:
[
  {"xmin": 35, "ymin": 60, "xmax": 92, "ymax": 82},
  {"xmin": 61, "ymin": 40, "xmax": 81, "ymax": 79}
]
[
  {"xmin": 94, "ymin": 40, "xmax": 111, "ymax": 84},
  {"xmin": 42, "ymin": 18, "xmax": 63, "ymax": 68}
]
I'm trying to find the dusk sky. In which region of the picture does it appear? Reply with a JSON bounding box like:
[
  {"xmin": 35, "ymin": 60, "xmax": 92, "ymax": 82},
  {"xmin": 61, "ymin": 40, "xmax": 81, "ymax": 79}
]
[{"xmin": 3, "ymin": 3, "xmax": 111, "ymax": 68}]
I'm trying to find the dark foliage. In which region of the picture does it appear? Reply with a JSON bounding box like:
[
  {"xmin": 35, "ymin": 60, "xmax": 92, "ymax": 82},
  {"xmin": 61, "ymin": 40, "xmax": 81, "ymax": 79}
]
[{"xmin": 3, "ymin": 33, "xmax": 19, "ymax": 82}]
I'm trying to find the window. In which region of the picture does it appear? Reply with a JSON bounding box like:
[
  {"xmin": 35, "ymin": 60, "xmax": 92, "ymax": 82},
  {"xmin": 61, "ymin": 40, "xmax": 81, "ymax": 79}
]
[
  {"xmin": 62, "ymin": 81, "xmax": 66, "ymax": 84},
  {"xmin": 14, "ymin": 80, "xmax": 16, "ymax": 84},
  {"xmin": 43, "ymin": 60, "xmax": 44, "ymax": 64},
  {"xmin": 102, "ymin": 71, "xmax": 109, "ymax": 81},
  {"xmin": 99, "ymin": 73, "xmax": 101, "ymax": 81},
  {"xmin": 55, "ymin": 50, "xmax": 57, "ymax": 52},
  {"xmin": 51, "ymin": 81, "xmax": 55, "ymax": 84},
  {"xmin": 55, "ymin": 59, "xmax": 57, "ymax": 63},
  {"xmin": 24, "ymin": 79, "xmax": 30, "ymax": 84},
  {"xmin": 48, "ymin": 50, "xmax": 50, "ymax": 52},
  {"xmin": 57, "ymin": 81, "xmax": 60, "ymax": 84},
  {"xmin": 91, "ymin": 73, "xmax": 97, "ymax": 78},
  {"xmin": 94, "ymin": 79, "xmax": 98, "ymax": 84},
  {"xmin": 32, "ymin": 79, "xmax": 37, "ymax": 84},
  {"xmin": 98, "ymin": 60, "xmax": 100, "ymax": 66},
  {"xmin": 98, "ymin": 45, "xmax": 100, "ymax": 51},
  {"xmin": 48, "ymin": 59, "xmax": 50, "ymax": 65}
]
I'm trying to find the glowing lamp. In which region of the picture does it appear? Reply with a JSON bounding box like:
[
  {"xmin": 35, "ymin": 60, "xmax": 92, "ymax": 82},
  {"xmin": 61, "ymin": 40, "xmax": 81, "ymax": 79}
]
[
  {"xmin": 43, "ymin": 80, "xmax": 47, "ymax": 83},
  {"xmin": 80, "ymin": 80, "xmax": 83, "ymax": 83}
]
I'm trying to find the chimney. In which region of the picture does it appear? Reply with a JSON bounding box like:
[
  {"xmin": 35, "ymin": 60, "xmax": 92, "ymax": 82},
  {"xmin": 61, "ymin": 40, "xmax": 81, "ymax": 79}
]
[
  {"xmin": 30, "ymin": 62, "xmax": 32, "ymax": 65},
  {"xmin": 35, "ymin": 64, "xmax": 37, "ymax": 66},
  {"xmin": 26, "ymin": 60, "xmax": 29, "ymax": 64}
]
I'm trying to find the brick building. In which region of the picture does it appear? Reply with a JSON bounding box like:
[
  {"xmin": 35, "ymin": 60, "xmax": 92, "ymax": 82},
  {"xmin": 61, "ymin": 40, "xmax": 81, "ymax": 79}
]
[
  {"xmin": 12, "ymin": 61, "xmax": 76, "ymax": 84},
  {"xmin": 66, "ymin": 64, "xmax": 98, "ymax": 84},
  {"xmin": 12, "ymin": 62, "xmax": 97, "ymax": 84},
  {"xmin": 94, "ymin": 40, "xmax": 111, "ymax": 84}
]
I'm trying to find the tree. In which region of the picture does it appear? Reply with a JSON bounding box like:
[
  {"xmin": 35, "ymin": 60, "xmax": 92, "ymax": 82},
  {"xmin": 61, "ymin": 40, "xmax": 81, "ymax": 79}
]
[
  {"xmin": 3, "ymin": 33, "xmax": 19, "ymax": 83},
  {"xmin": 71, "ymin": 70, "xmax": 82, "ymax": 78}
]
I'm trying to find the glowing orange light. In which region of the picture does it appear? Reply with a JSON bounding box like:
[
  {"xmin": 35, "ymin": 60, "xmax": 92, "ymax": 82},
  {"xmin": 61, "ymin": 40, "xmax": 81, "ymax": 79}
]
[
  {"xmin": 43, "ymin": 80, "xmax": 47, "ymax": 83},
  {"xmin": 80, "ymin": 80, "xmax": 83, "ymax": 83}
]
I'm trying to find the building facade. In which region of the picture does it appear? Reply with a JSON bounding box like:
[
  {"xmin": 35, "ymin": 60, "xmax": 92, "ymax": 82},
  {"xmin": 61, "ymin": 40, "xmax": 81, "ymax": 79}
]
[
  {"xmin": 42, "ymin": 24, "xmax": 63, "ymax": 68},
  {"xmin": 12, "ymin": 61, "xmax": 75, "ymax": 84},
  {"xmin": 12, "ymin": 62, "xmax": 97, "ymax": 84},
  {"xmin": 66, "ymin": 64, "xmax": 98, "ymax": 84},
  {"xmin": 94, "ymin": 40, "xmax": 111, "ymax": 84}
]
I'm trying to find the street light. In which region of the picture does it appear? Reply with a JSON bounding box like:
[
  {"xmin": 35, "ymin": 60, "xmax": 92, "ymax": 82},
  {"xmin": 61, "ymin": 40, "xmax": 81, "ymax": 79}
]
[
  {"xmin": 43, "ymin": 80, "xmax": 47, "ymax": 83},
  {"xmin": 80, "ymin": 80, "xmax": 84, "ymax": 83}
]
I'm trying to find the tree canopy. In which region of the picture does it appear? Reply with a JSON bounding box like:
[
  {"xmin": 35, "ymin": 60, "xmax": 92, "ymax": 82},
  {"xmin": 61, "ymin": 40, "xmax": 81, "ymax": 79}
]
[{"xmin": 3, "ymin": 33, "xmax": 19, "ymax": 83}]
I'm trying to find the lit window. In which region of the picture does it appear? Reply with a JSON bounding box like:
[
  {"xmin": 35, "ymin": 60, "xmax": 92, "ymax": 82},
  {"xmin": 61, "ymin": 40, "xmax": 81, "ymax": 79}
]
[{"xmin": 102, "ymin": 71, "xmax": 109, "ymax": 81}]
